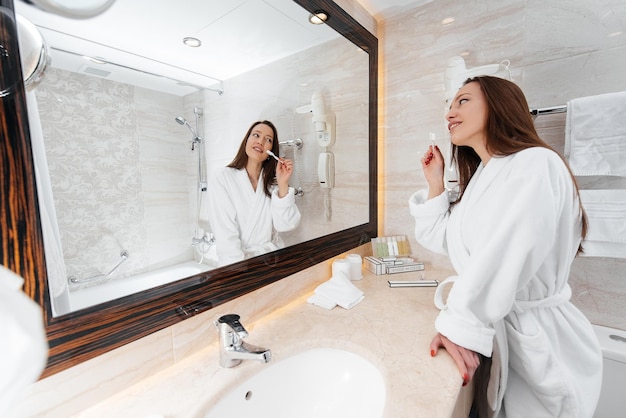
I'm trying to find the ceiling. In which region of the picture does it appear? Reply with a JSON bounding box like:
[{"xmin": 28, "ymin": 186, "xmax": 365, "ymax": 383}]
[
  {"xmin": 14, "ymin": 0, "xmax": 340, "ymax": 93},
  {"xmin": 354, "ymin": 0, "xmax": 432, "ymax": 19},
  {"xmin": 14, "ymin": 0, "xmax": 431, "ymax": 95}
]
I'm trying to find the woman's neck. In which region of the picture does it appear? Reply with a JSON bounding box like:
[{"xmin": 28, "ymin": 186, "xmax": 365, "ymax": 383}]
[
  {"xmin": 245, "ymin": 161, "xmax": 262, "ymax": 190},
  {"xmin": 245, "ymin": 161, "xmax": 262, "ymax": 179}
]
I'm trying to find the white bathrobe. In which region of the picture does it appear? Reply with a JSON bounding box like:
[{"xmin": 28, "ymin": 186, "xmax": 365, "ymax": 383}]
[
  {"xmin": 409, "ymin": 147, "xmax": 602, "ymax": 418},
  {"xmin": 208, "ymin": 167, "xmax": 301, "ymax": 266}
]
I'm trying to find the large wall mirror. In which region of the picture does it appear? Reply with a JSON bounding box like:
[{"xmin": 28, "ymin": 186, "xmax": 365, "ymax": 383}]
[{"xmin": 1, "ymin": 0, "xmax": 377, "ymax": 377}]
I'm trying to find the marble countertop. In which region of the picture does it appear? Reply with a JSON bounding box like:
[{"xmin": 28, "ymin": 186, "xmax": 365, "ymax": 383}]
[{"xmin": 77, "ymin": 268, "xmax": 471, "ymax": 418}]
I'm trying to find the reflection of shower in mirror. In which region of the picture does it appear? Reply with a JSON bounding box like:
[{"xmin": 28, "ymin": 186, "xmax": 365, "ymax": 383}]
[
  {"xmin": 175, "ymin": 116, "xmax": 198, "ymax": 141},
  {"xmin": 175, "ymin": 106, "xmax": 215, "ymax": 262}
]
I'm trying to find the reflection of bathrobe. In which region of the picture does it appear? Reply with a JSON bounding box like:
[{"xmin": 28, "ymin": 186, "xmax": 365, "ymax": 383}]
[
  {"xmin": 208, "ymin": 167, "xmax": 301, "ymax": 266},
  {"xmin": 409, "ymin": 148, "xmax": 602, "ymax": 417}
]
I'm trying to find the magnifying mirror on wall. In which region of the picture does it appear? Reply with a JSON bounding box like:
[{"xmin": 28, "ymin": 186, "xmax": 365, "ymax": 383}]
[
  {"xmin": 16, "ymin": 14, "xmax": 50, "ymax": 91},
  {"xmin": 21, "ymin": 0, "xmax": 116, "ymax": 19}
]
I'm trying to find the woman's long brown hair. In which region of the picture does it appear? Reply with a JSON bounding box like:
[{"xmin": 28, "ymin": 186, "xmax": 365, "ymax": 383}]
[
  {"xmin": 227, "ymin": 120, "xmax": 280, "ymax": 197},
  {"xmin": 451, "ymin": 76, "xmax": 587, "ymax": 250}
]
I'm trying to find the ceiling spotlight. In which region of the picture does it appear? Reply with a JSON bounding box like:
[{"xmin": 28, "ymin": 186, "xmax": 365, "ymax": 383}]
[
  {"xmin": 309, "ymin": 10, "xmax": 329, "ymax": 25},
  {"xmin": 183, "ymin": 37, "xmax": 202, "ymax": 47}
]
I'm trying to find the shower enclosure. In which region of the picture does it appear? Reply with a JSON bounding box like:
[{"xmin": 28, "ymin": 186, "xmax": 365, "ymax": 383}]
[{"xmin": 175, "ymin": 106, "xmax": 215, "ymax": 262}]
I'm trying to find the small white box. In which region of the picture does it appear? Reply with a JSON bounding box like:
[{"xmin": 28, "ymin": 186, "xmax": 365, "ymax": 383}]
[
  {"xmin": 364, "ymin": 256, "xmax": 385, "ymax": 275},
  {"xmin": 386, "ymin": 262, "xmax": 425, "ymax": 274}
]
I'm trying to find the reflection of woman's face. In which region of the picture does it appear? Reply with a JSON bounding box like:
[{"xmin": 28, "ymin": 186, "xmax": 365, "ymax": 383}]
[{"xmin": 245, "ymin": 123, "xmax": 274, "ymax": 163}]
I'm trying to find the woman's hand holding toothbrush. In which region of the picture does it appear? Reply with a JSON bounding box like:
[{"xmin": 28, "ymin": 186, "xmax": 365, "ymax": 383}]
[{"xmin": 421, "ymin": 136, "xmax": 445, "ymax": 199}]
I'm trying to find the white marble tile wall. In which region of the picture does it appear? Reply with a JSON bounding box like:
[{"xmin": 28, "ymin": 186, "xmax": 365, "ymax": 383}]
[{"xmin": 380, "ymin": 0, "xmax": 626, "ymax": 330}]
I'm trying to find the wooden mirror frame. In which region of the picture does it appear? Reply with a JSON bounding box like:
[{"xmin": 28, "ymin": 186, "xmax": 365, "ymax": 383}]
[{"xmin": 0, "ymin": 0, "xmax": 377, "ymax": 378}]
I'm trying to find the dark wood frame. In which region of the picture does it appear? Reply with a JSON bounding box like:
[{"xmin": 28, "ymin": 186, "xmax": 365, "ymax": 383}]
[{"xmin": 0, "ymin": 0, "xmax": 378, "ymax": 378}]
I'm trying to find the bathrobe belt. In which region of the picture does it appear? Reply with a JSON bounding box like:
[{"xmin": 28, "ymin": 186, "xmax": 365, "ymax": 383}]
[
  {"xmin": 512, "ymin": 285, "xmax": 572, "ymax": 313},
  {"xmin": 434, "ymin": 276, "xmax": 572, "ymax": 313}
]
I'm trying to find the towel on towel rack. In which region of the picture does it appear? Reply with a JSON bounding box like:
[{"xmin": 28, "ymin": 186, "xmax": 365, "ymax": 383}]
[
  {"xmin": 580, "ymin": 189, "xmax": 626, "ymax": 258},
  {"xmin": 565, "ymin": 91, "xmax": 626, "ymax": 177}
]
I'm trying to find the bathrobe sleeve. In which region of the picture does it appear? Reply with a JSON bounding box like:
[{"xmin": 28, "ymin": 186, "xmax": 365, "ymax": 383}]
[
  {"xmin": 0, "ymin": 266, "xmax": 48, "ymax": 415},
  {"xmin": 270, "ymin": 187, "xmax": 301, "ymax": 232},
  {"xmin": 436, "ymin": 148, "xmax": 580, "ymax": 356},
  {"xmin": 408, "ymin": 188, "xmax": 451, "ymax": 255}
]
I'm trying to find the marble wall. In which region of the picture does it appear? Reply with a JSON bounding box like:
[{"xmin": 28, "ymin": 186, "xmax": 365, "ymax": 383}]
[{"xmin": 380, "ymin": 0, "xmax": 626, "ymax": 330}]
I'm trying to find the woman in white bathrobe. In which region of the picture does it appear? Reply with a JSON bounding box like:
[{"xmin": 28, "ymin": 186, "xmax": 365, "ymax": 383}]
[
  {"xmin": 409, "ymin": 77, "xmax": 602, "ymax": 417},
  {"xmin": 208, "ymin": 120, "xmax": 301, "ymax": 266}
]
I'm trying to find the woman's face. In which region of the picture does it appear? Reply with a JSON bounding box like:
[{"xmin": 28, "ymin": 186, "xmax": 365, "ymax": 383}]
[
  {"xmin": 446, "ymin": 82, "xmax": 488, "ymax": 151},
  {"xmin": 245, "ymin": 123, "xmax": 275, "ymax": 163}
]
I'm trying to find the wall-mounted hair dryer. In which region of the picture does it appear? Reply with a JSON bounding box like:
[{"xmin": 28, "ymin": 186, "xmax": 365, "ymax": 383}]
[
  {"xmin": 444, "ymin": 56, "xmax": 511, "ymax": 103},
  {"xmin": 295, "ymin": 91, "xmax": 335, "ymax": 148}
]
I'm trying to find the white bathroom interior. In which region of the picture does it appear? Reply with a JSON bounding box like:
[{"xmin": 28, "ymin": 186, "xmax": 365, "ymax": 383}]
[{"xmin": 4, "ymin": 0, "xmax": 626, "ymax": 417}]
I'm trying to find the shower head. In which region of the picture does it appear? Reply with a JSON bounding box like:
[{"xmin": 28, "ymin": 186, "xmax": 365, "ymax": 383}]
[{"xmin": 175, "ymin": 116, "xmax": 199, "ymax": 138}]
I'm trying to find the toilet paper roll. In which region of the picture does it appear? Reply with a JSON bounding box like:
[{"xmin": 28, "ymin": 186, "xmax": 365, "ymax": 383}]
[
  {"xmin": 332, "ymin": 259, "xmax": 352, "ymax": 280},
  {"xmin": 346, "ymin": 253, "xmax": 363, "ymax": 280}
]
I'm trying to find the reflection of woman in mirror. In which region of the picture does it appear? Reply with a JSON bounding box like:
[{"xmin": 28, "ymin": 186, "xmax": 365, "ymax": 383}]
[{"xmin": 208, "ymin": 120, "xmax": 301, "ymax": 266}]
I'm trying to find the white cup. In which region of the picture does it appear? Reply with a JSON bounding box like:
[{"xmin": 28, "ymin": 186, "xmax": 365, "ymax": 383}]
[
  {"xmin": 332, "ymin": 258, "xmax": 352, "ymax": 280},
  {"xmin": 346, "ymin": 253, "xmax": 363, "ymax": 280}
]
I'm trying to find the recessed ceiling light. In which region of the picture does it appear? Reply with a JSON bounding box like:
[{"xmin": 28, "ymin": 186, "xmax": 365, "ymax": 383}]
[
  {"xmin": 183, "ymin": 37, "xmax": 202, "ymax": 47},
  {"xmin": 309, "ymin": 10, "xmax": 329, "ymax": 25}
]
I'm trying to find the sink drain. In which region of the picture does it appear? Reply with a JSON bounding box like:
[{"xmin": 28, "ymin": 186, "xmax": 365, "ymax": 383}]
[{"xmin": 244, "ymin": 390, "xmax": 253, "ymax": 401}]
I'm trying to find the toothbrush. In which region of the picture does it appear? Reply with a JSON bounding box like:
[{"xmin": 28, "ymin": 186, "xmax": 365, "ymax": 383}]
[
  {"xmin": 429, "ymin": 132, "xmax": 436, "ymax": 149},
  {"xmin": 266, "ymin": 150, "xmax": 283, "ymax": 164}
]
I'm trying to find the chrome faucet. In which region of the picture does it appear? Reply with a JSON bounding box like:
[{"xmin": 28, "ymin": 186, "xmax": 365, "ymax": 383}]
[
  {"xmin": 192, "ymin": 232, "xmax": 215, "ymax": 247},
  {"xmin": 215, "ymin": 314, "xmax": 271, "ymax": 368}
]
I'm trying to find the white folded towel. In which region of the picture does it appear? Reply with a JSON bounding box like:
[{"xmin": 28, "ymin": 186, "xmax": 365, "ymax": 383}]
[
  {"xmin": 565, "ymin": 91, "xmax": 626, "ymax": 177},
  {"xmin": 580, "ymin": 189, "xmax": 626, "ymax": 258},
  {"xmin": 307, "ymin": 272, "xmax": 364, "ymax": 310},
  {"xmin": 306, "ymin": 293, "xmax": 337, "ymax": 310}
]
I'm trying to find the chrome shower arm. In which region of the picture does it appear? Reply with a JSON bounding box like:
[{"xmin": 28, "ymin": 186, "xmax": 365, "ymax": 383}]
[{"xmin": 279, "ymin": 137, "xmax": 303, "ymax": 149}]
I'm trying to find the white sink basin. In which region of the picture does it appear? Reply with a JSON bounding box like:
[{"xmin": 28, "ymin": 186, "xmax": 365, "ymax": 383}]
[{"xmin": 204, "ymin": 348, "xmax": 386, "ymax": 418}]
